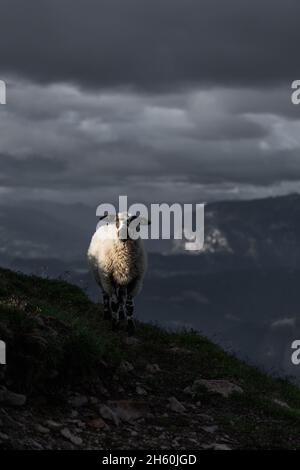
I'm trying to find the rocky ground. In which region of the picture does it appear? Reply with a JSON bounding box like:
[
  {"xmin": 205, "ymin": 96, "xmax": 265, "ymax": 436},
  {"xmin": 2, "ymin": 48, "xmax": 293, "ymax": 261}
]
[
  {"xmin": 0, "ymin": 350, "xmax": 236, "ymax": 450},
  {"xmin": 0, "ymin": 267, "xmax": 299, "ymax": 450}
]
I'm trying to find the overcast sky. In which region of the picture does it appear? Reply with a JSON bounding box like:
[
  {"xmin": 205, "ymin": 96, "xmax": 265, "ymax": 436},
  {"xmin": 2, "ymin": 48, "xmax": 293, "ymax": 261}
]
[{"xmin": 1, "ymin": 0, "xmax": 300, "ymax": 210}]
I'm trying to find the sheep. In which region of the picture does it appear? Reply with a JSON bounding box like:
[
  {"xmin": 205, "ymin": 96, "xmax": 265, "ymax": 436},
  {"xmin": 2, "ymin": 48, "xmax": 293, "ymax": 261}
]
[{"xmin": 87, "ymin": 211, "xmax": 150, "ymax": 333}]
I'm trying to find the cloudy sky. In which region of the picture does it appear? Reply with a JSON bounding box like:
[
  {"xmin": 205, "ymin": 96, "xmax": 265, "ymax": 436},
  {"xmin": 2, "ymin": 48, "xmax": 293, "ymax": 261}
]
[{"xmin": 1, "ymin": 0, "xmax": 300, "ymax": 211}]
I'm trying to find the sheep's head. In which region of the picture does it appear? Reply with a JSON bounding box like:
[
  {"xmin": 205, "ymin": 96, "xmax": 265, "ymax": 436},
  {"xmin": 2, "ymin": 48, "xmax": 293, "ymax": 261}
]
[{"xmin": 98, "ymin": 211, "xmax": 150, "ymax": 242}]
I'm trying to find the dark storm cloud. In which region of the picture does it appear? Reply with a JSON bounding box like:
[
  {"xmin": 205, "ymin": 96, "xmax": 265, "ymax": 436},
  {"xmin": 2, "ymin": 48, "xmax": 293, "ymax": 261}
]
[
  {"xmin": 0, "ymin": 154, "xmax": 67, "ymax": 186},
  {"xmin": 1, "ymin": 81, "xmax": 279, "ymax": 194},
  {"xmin": 0, "ymin": 0, "xmax": 299, "ymax": 90},
  {"xmin": 2, "ymin": 80, "xmax": 300, "ymax": 200}
]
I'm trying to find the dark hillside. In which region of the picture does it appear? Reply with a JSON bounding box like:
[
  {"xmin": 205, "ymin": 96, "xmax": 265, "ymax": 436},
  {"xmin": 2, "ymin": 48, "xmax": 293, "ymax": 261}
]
[{"xmin": 0, "ymin": 267, "xmax": 299, "ymax": 450}]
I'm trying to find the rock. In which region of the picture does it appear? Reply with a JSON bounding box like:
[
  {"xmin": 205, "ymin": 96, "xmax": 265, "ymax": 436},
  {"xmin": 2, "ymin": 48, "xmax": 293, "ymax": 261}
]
[
  {"xmin": 67, "ymin": 418, "xmax": 84, "ymax": 427},
  {"xmin": 89, "ymin": 396, "xmax": 99, "ymax": 405},
  {"xmin": 146, "ymin": 364, "xmax": 161, "ymax": 373},
  {"xmin": 202, "ymin": 425, "xmax": 218, "ymax": 434},
  {"xmin": 183, "ymin": 386, "xmax": 193, "ymax": 395},
  {"xmin": 60, "ymin": 428, "xmax": 83, "ymax": 446},
  {"xmin": 0, "ymin": 431, "xmax": 9, "ymax": 441},
  {"xmin": 26, "ymin": 438, "xmax": 44, "ymax": 450},
  {"xmin": 99, "ymin": 404, "xmax": 120, "ymax": 426},
  {"xmin": 273, "ymin": 399, "xmax": 290, "ymax": 409},
  {"xmin": 119, "ymin": 361, "xmax": 134, "ymax": 373},
  {"xmin": 170, "ymin": 346, "xmax": 192, "ymax": 354},
  {"xmin": 59, "ymin": 440, "xmax": 75, "ymax": 450},
  {"xmin": 76, "ymin": 420, "xmax": 86, "ymax": 428},
  {"xmin": 124, "ymin": 337, "xmax": 141, "ymax": 346},
  {"xmin": 45, "ymin": 419, "xmax": 63, "ymax": 430},
  {"xmin": 108, "ymin": 400, "xmax": 148, "ymax": 423},
  {"xmin": 198, "ymin": 413, "xmax": 214, "ymax": 421},
  {"xmin": 87, "ymin": 418, "xmax": 108, "ymax": 430},
  {"xmin": 136, "ymin": 386, "xmax": 147, "ymax": 396},
  {"xmin": 188, "ymin": 438, "xmax": 198, "ymax": 445},
  {"xmin": 35, "ymin": 424, "xmax": 50, "ymax": 434},
  {"xmin": 213, "ymin": 443, "xmax": 232, "ymax": 450},
  {"xmin": 0, "ymin": 388, "xmax": 27, "ymax": 407},
  {"xmin": 68, "ymin": 395, "xmax": 88, "ymax": 408},
  {"xmin": 35, "ymin": 316, "xmax": 45, "ymax": 327},
  {"xmin": 98, "ymin": 383, "xmax": 109, "ymax": 397},
  {"xmin": 193, "ymin": 379, "xmax": 243, "ymax": 398},
  {"xmin": 168, "ymin": 396, "xmax": 186, "ymax": 414}
]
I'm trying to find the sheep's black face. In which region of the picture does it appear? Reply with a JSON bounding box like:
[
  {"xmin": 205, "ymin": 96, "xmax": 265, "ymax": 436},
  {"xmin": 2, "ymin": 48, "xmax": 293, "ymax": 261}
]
[
  {"xmin": 98, "ymin": 211, "xmax": 149, "ymax": 241},
  {"xmin": 117, "ymin": 214, "xmax": 139, "ymax": 242}
]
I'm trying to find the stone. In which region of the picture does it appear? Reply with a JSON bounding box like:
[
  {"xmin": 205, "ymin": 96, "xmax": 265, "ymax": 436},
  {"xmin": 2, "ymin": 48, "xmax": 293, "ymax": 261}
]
[
  {"xmin": 170, "ymin": 346, "xmax": 192, "ymax": 354},
  {"xmin": 213, "ymin": 443, "xmax": 232, "ymax": 450},
  {"xmin": 87, "ymin": 418, "xmax": 108, "ymax": 430},
  {"xmin": 0, "ymin": 431, "xmax": 9, "ymax": 441},
  {"xmin": 124, "ymin": 337, "xmax": 141, "ymax": 346},
  {"xmin": 45, "ymin": 419, "xmax": 63, "ymax": 430},
  {"xmin": 98, "ymin": 384, "xmax": 109, "ymax": 397},
  {"xmin": 35, "ymin": 424, "xmax": 50, "ymax": 434},
  {"xmin": 119, "ymin": 361, "xmax": 134, "ymax": 373},
  {"xmin": 89, "ymin": 396, "xmax": 99, "ymax": 405},
  {"xmin": 68, "ymin": 395, "xmax": 88, "ymax": 408},
  {"xmin": 168, "ymin": 396, "xmax": 186, "ymax": 413},
  {"xmin": 108, "ymin": 400, "xmax": 148, "ymax": 423},
  {"xmin": 273, "ymin": 399, "xmax": 290, "ymax": 409},
  {"xmin": 60, "ymin": 428, "xmax": 83, "ymax": 446},
  {"xmin": 0, "ymin": 388, "xmax": 27, "ymax": 407},
  {"xmin": 136, "ymin": 386, "xmax": 147, "ymax": 396},
  {"xmin": 99, "ymin": 404, "xmax": 120, "ymax": 426},
  {"xmin": 26, "ymin": 438, "xmax": 44, "ymax": 450},
  {"xmin": 146, "ymin": 364, "xmax": 161, "ymax": 373},
  {"xmin": 202, "ymin": 425, "xmax": 218, "ymax": 434},
  {"xmin": 193, "ymin": 379, "xmax": 243, "ymax": 398}
]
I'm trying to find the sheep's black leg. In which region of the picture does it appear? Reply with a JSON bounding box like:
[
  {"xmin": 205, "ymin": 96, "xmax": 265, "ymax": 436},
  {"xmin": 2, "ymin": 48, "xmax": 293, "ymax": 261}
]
[
  {"xmin": 102, "ymin": 292, "xmax": 111, "ymax": 320},
  {"xmin": 117, "ymin": 286, "xmax": 127, "ymax": 321},
  {"xmin": 126, "ymin": 295, "xmax": 135, "ymax": 335},
  {"xmin": 110, "ymin": 292, "xmax": 120, "ymax": 331}
]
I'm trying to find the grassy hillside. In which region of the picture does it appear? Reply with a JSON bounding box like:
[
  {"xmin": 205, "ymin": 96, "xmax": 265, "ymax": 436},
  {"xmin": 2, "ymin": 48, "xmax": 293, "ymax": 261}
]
[{"xmin": 0, "ymin": 267, "xmax": 299, "ymax": 450}]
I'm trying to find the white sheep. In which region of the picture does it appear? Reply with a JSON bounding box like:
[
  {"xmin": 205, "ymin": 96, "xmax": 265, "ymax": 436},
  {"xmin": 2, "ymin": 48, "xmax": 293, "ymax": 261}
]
[{"xmin": 87, "ymin": 212, "xmax": 150, "ymax": 333}]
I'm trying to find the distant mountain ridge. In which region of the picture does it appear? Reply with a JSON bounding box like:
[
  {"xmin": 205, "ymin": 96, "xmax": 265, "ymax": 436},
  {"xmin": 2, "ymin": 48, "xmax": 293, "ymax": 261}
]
[{"xmin": 173, "ymin": 193, "xmax": 300, "ymax": 271}]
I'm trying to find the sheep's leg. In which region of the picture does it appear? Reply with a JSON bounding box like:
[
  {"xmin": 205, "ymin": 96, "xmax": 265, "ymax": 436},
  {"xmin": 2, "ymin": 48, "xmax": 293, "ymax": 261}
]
[
  {"xmin": 110, "ymin": 292, "xmax": 120, "ymax": 330},
  {"xmin": 125, "ymin": 295, "xmax": 135, "ymax": 335},
  {"xmin": 117, "ymin": 286, "xmax": 127, "ymax": 321},
  {"xmin": 102, "ymin": 291, "xmax": 111, "ymax": 320}
]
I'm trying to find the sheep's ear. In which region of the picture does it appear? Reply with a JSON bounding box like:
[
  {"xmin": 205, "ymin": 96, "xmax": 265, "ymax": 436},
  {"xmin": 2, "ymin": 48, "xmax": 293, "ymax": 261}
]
[
  {"xmin": 98, "ymin": 213, "xmax": 117, "ymax": 223},
  {"xmin": 139, "ymin": 217, "xmax": 151, "ymax": 225}
]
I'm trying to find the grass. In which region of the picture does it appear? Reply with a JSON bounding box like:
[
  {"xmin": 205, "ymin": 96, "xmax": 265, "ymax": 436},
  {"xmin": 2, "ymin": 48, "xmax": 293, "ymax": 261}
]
[{"xmin": 0, "ymin": 266, "xmax": 299, "ymax": 448}]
